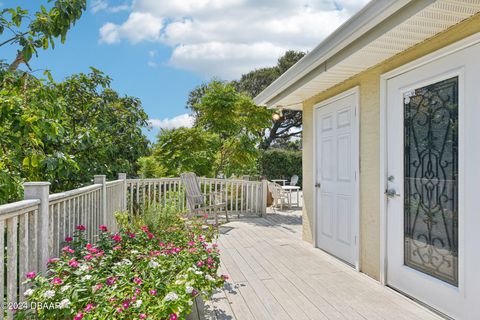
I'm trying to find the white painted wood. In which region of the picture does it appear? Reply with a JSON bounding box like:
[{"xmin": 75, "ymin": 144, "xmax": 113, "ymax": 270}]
[
  {"xmin": 385, "ymin": 41, "xmax": 480, "ymax": 320},
  {"xmin": 6, "ymin": 216, "xmax": 18, "ymax": 320},
  {"xmin": 314, "ymin": 89, "xmax": 359, "ymax": 266},
  {"xmin": 24, "ymin": 182, "xmax": 50, "ymax": 273},
  {"xmin": 0, "ymin": 220, "xmax": 5, "ymax": 320}
]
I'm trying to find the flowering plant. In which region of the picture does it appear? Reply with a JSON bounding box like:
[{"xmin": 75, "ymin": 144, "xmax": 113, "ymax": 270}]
[{"xmin": 16, "ymin": 213, "xmax": 226, "ymax": 319}]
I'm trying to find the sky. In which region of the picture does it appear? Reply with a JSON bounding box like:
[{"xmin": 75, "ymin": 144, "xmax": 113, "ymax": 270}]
[{"xmin": 0, "ymin": 0, "xmax": 369, "ymax": 141}]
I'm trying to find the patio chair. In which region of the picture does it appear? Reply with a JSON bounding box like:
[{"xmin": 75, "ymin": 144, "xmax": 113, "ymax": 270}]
[
  {"xmin": 180, "ymin": 172, "xmax": 229, "ymax": 224},
  {"xmin": 268, "ymin": 181, "xmax": 290, "ymax": 210},
  {"xmin": 286, "ymin": 175, "xmax": 299, "ymax": 186}
]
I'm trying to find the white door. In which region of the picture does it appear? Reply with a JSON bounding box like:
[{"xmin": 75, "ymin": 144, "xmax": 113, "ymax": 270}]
[
  {"xmin": 315, "ymin": 90, "xmax": 359, "ymax": 266},
  {"xmin": 386, "ymin": 42, "xmax": 480, "ymax": 319}
]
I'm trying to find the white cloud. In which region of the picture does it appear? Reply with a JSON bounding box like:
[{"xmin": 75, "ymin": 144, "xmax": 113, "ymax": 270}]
[
  {"xmin": 91, "ymin": 0, "xmax": 130, "ymax": 14},
  {"xmin": 99, "ymin": 0, "xmax": 370, "ymax": 79},
  {"xmin": 148, "ymin": 114, "xmax": 194, "ymax": 130}
]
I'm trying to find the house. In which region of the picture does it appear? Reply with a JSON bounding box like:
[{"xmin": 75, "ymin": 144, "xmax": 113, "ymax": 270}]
[{"xmin": 254, "ymin": 1, "xmax": 480, "ymax": 319}]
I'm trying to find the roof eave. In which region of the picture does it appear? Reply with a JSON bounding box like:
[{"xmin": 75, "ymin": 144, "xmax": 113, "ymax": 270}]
[{"xmin": 254, "ymin": 0, "xmax": 415, "ymax": 107}]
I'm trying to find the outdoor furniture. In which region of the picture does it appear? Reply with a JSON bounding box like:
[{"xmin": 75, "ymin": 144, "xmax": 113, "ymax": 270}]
[
  {"xmin": 282, "ymin": 185, "xmax": 301, "ymax": 208},
  {"xmin": 272, "ymin": 179, "xmax": 288, "ymax": 186},
  {"xmin": 286, "ymin": 175, "xmax": 299, "ymax": 186},
  {"xmin": 268, "ymin": 181, "xmax": 290, "ymax": 210},
  {"xmin": 180, "ymin": 172, "xmax": 229, "ymax": 224}
]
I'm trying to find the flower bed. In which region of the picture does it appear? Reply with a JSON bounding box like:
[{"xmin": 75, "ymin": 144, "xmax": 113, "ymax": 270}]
[{"xmin": 16, "ymin": 213, "xmax": 226, "ymax": 319}]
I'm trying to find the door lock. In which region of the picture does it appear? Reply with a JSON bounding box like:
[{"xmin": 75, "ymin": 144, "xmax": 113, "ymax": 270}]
[
  {"xmin": 385, "ymin": 188, "xmax": 400, "ymax": 198},
  {"xmin": 315, "ymin": 183, "xmax": 321, "ymax": 188}
]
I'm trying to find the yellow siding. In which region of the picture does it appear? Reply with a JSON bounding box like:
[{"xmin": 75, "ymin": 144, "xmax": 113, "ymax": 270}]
[{"xmin": 301, "ymin": 13, "xmax": 480, "ymax": 280}]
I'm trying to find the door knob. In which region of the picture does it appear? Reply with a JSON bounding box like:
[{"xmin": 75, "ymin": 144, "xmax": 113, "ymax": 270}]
[
  {"xmin": 385, "ymin": 188, "xmax": 400, "ymax": 198},
  {"xmin": 315, "ymin": 183, "xmax": 321, "ymax": 188}
]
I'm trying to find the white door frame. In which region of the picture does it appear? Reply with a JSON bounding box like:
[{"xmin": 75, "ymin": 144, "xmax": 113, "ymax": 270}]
[
  {"xmin": 379, "ymin": 32, "xmax": 480, "ymax": 285},
  {"xmin": 313, "ymin": 86, "xmax": 360, "ymax": 270}
]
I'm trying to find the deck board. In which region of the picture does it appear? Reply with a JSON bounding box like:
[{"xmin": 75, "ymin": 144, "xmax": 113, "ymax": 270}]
[{"xmin": 210, "ymin": 211, "xmax": 443, "ymax": 320}]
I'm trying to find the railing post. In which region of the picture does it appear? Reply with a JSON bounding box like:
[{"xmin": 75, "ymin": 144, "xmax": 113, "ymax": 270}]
[
  {"xmin": 94, "ymin": 175, "xmax": 107, "ymax": 227},
  {"xmin": 24, "ymin": 182, "xmax": 50, "ymax": 273},
  {"xmin": 118, "ymin": 173, "xmax": 127, "ymax": 212},
  {"xmin": 261, "ymin": 179, "xmax": 268, "ymax": 217}
]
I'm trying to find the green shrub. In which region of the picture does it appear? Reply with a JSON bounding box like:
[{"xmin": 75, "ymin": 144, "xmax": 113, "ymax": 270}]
[{"xmin": 258, "ymin": 149, "xmax": 302, "ymax": 187}]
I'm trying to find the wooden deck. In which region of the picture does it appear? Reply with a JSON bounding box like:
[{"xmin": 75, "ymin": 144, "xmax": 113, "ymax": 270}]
[{"xmin": 201, "ymin": 210, "xmax": 443, "ymax": 320}]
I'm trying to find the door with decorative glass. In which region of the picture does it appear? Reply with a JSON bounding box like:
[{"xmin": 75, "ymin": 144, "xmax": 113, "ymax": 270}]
[{"xmin": 386, "ymin": 41, "xmax": 480, "ymax": 320}]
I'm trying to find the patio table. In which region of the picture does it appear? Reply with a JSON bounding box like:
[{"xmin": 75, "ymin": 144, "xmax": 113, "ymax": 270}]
[
  {"xmin": 282, "ymin": 185, "xmax": 301, "ymax": 208},
  {"xmin": 272, "ymin": 179, "xmax": 288, "ymax": 186}
]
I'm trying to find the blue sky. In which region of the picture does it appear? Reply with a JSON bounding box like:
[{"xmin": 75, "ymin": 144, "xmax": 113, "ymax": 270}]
[{"xmin": 0, "ymin": 0, "xmax": 368, "ymax": 141}]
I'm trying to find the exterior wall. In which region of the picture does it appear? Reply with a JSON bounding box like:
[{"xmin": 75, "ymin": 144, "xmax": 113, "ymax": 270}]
[{"xmin": 301, "ymin": 13, "xmax": 480, "ymax": 280}]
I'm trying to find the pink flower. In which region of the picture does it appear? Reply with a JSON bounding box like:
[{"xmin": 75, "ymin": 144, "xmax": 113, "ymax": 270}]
[
  {"xmin": 188, "ymin": 241, "xmax": 195, "ymax": 246},
  {"xmin": 147, "ymin": 232, "xmax": 154, "ymax": 239},
  {"xmin": 93, "ymin": 283, "xmax": 103, "ymax": 292},
  {"xmin": 149, "ymin": 289, "xmax": 157, "ymax": 296},
  {"xmin": 212, "ymin": 243, "xmax": 218, "ymax": 248},
  {"xmin": 135, "ymin": 288, "xmax": 141, "ymax": 295},
  {"xmin": 170, "ymin": 313, "xmax": 178, "ymax": 320},
  {"xmin": 113, "ymin": 245, "xmax": 122, "ymax": 251},
  {"xmin": 158, "ymin": 242, "xmax": 165, "ymax": 247},
  {"xmin": 106, "ymin": 277, "xmax": 116, "ymax": 286},
  {"xmin": 62, "ymin": 246, "xmax": 75, "ymax": 254},
  {"xmin": 84, "ymin": 304, "xmax": 94, "ymax": 312},
  {"xmin": 134, "ymin": 278, "xmax": 142, "ymax": 285},
  {"xmin": 74, "ymin": 313, "xmax": 84, "ymax": 320},
  {"xmin": 65, "ymin": 237, "xmax": 73, "ymax": 243},
  {"xmin": 207, "ymin": 257, "xmax": 214, "ymax": 265},
  {"xmin": 76, "ymin": 225, "xmax": 86, "ymax": 231},
  {"xmin": 84, "ymin": 254, "xmax": 93, "ymax": 261},
  {"xmin": 173, "ymin": 247, "xmax": 181, "ymax": 253},
  {"xmin": 117, "ymin": 308, "xmax": 123, "ymax": 313},
  {"xmin": 189, "ymin": 248, "xmax": 197, "ymax": 253},
  {"xmin": 203, "ymin": 214, "xmax": 209, "ymax": 219},
  {"xmin": 122, "ymin": 301, "xmax": 130, "ymax": 309},
  {"xmin": 99, "ymin": 225, "xmax": 108, "ymax": 232},
  {"xmin": 51, "ymin": 277, "xmax": 63, "ymax": 285},
  {"xmin": 139, "ymin": 314, "xmax": 147, "ymax": 319},
  {"xmin": 196, "ymin": 261, "xmax": 204, "ymax": 267},
  {"xmin": 112, "ymin": 234, "xmax": 122, "ymax": 242},
  {"xmin": 191, "ymin": 289, "xmax": 199, "ymax": 297},
  {"xmin": 221, "ymin": 274, "xmax": 229, "ymax": 280},
  {"xmin": 69, "ymin": 259, "xmax": 79, "ymax": 268},
  {"xmin": 26, "ymin": 272, "xmax": 36, "ymax": 279},
  {"xmin": 47, "ymin": 258, "xmax": 59, "ymax": 265},
  {"xmin": 141, "ymin": 226, "xmax": 149, "ymax": 232},
  {"xmin": 129, "ymin": 233, "xmax": 136, "ymax": 238}
]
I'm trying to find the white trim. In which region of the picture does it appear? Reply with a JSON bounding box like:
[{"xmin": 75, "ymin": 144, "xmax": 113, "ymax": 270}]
[
  {"xmin": 254, "ymin": 0, "xmax": 412, "ymax": 106},
  {"xmin": 379, "ymin": 32, "xmax": 480, "ymax": 286},
  {"xmin": 313, "ymin": 86, "xmax": 360, "ymax": 270}
]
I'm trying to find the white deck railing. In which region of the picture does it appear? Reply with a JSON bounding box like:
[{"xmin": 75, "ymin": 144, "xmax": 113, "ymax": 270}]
[
  {"xmin": 126, "ymin": 177, "xmax": 267, "ymax": 217},
  {"xmin": 0, "ymin": 174, "xmax": 266, "ymax": 319}
]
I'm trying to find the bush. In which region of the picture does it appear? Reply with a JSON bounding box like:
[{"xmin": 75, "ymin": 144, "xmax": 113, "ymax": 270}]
[
  {"xmin": 258, "ymin": 149, "xmax": 302, "ymax": 187},
  {"xmin": 16, "ymin": 212, "xmax": 226, "ymax": 319}
]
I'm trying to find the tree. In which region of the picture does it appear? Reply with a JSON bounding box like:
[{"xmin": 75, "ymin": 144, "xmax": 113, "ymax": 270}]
[
  {"xmin": 0, "ymin": 0, "xmax": 87, "ymax": 71},
  {"xmin": 150, "ymin": 127, "xmax": 220, "ymax": 177},
  {"xmin": 0, "ymin": 67, "xmax": 151, "ymax": 204},
  {"xmin": 0, "ymin": 1, "xmax": 152, "ymax": 205},
  {"xmin": 187, "ymin": 51, "xmax": 306, "ymax": 150},
  {"xmin": 233, "ymin": 50, "xmax": 305, "ymax": 149},
  {"xmin": 193, "ymin": 81, "xmax": 271, "ymax": 176}
]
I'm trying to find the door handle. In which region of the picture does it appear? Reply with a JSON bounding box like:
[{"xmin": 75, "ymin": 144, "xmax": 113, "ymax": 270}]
[
  {"xmin": 385, "ymin": 188, "xmax": 400, "ymax": 198},
  {"xmin": 315, "ymin": 183, "xmax": 321, "ymax": 188}
]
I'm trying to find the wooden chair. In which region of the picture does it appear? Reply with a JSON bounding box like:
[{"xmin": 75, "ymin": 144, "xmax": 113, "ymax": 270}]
[
  {"xmin": 180, "ymin": 173, "xmax": 229, "ymax": 224},
  {"xmin": 268, "ymin": 181, "xmax": 290, "ymax": 210}
]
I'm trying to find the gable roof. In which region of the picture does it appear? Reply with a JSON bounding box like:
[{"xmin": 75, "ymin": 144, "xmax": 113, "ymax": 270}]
[{"xmin": 254, "ymin": 0, "xmax": 480, "ymax": 109}]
